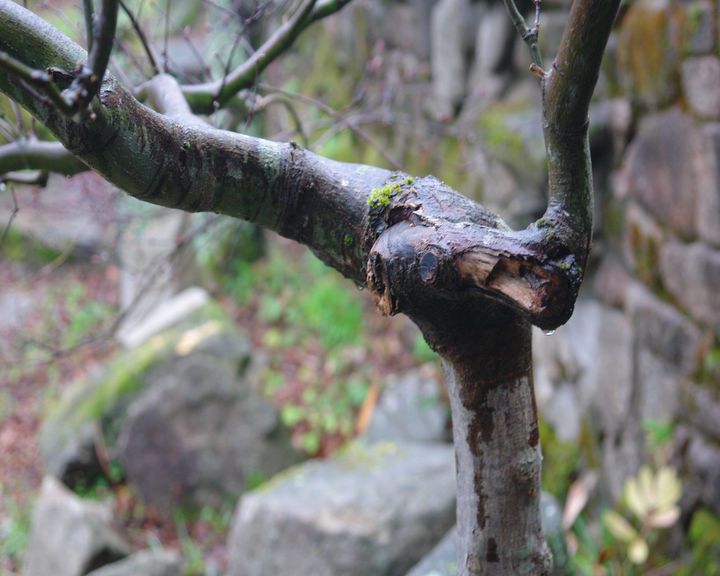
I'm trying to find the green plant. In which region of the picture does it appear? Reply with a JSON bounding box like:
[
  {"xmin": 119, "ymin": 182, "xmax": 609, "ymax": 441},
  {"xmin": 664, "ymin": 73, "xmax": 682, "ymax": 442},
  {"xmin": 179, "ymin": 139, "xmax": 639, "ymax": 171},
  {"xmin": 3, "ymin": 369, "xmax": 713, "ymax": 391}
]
[
  {"xmin": 279, "ymin": 376, "xmax": 369, "ymax": 455},
  {"xmin": 570, "ymin": 465, "xmax": 682, "ymax": 574},
  {"xmin": 0, "ymin": 489, "xmax": 31, "ymax": 573},
  {"xmin": 679, "ymin": 508, "xmax": 720, "ymax": 575},
  {"xmin": 174, "ymin": 511, "xmax": 205, "ymax": 576}
]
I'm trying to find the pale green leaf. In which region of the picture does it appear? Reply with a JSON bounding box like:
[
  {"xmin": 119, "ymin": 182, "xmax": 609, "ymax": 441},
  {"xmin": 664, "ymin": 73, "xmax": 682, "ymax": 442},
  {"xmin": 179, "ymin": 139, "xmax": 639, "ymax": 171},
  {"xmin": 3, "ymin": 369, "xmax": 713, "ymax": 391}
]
[
  {"xmin": 604, "ymin": 510, "xmax": 637, "ymax": 543},
  {"xmin": 654, "ymin": 467, "xmax": 682, "ymax": 511},
  {"xmin": 625, "ymin": 476, "xmax": 648, "ymax": 519},
  {"xmin": 628, "ymin": 538, "xmax": 649, "ymax": 564}
]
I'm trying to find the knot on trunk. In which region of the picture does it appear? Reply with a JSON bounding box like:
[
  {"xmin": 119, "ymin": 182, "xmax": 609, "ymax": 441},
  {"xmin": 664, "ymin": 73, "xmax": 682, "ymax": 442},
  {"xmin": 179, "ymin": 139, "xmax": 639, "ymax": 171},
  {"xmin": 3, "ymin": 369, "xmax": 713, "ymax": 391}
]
[{"xmin": 364, "ymin": 177, "xmax": 583, "ymax": 332}]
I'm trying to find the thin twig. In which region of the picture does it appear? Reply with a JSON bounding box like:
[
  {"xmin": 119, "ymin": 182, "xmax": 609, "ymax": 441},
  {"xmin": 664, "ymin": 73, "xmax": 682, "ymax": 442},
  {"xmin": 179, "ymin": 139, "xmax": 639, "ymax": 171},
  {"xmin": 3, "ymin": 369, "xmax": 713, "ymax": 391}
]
[
  {"xmin": 64, "ymin": 0, "xmax": 119, "ymax": 110},
  {"xmin": 118, "ymin": 0, "xmax": 160, "ymax": 76},
  {"xmin": 0, "ymin": 186, "xmax": 18, "ymax": 248},
  {"xmin": 0, "ymin": 50, "xmax": 74, "ymax": 114},
  {"xmin": 249, "ymin": 93, "xmax": 309, "ymax": 146},
  {"xmin": 214, "ymin": 0, "xmax": 317, "ymax": 110},
  {"xmin": 182, "ymin": 0, "xmax": 357, "ymax": 112},
  {"xmin": 259, "ymin": 83, "xmax": 402, "ymax": 170},
  {"xmin": 502, "ymin": 0, "xmax": 543, "ymax": 68}
]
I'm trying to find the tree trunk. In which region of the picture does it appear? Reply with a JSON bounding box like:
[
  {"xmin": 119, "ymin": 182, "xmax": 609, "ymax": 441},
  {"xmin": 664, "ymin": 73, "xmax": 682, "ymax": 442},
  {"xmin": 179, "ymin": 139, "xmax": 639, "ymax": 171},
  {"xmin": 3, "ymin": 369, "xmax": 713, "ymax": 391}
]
[
  {"xmin": 444, "ymin": 331, "xmax": 550, "ymax": 575},
  {"xmin": 408, "ymin": 300, "xmax": 551, "ymax": 575}
]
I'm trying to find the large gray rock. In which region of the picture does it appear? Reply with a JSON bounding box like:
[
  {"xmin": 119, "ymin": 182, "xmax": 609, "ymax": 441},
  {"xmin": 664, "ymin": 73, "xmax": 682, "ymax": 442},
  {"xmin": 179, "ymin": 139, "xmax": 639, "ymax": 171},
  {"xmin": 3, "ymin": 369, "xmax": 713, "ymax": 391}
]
[
  {"xmin": 431, "ymin": 0, "xmax": 475, "ymax": 119},
  {"xmin": 676, "ymin": 427, "xmax": 720, "ymax": 515},
  {"xmin": 0, "ymin": 172, "xmax": 119, "ymax": 257},
  {"xmin": 405, "ymin": 529, "xmax": 456, "ymax": 576},
  {"xmin": 622, "ymin": 201, "xmax": 665, "ymax": 288},
  {"xmin": 696, "ymin": 124, "xmax": 720, "ymax": 247},
  {"xmin": 23, "ymin": 477, "xmax": 130, "ymax": 576},
  {"xmin": 680, "ymin": 381, "xmax": 720, "ymax": 443},
  {"xmin": 533, "ymin": 300, "xmax": 639, "ymax": 499},
  {"xmin": 86, "ymin": 551, "xmax": 183, "ymax": 576},
  {"xmin": 227, "ymin": 441, "xmax": 456, "ymax": 576},
  {"xmin": 533, "ymin": 301, "xmax": 605, "ymax": 442},
  {"xmin": 615, "ymin": 109, "xmax": 700, "ymax": 238},
  {"xmin": 626, "ymin": 284, "xmax": 701, "ymax": 375},
  {"xmin": 660, "ymin": 240, "xmax": 720, "ymax": 326},
  {"xmin": 40, "ymin": 420, "xmax": 103, "ymax": 488},
  {"xmin": 116, "ymin": 321, "xmax": 300, "ymax": 511},
  {"xmin": 363, "ymin": 370, "xmax": 449, "ymax": 444},
  {"xmin": 116, "ymin": 207, "xmax": 200, "ymax": 341},
  {"xmin": 41, "ymin": 306, "xmax": 300, "ymax": 511},
  {"xmin": 682, "ymin": 56, "xmax": 720, "ymax": 120}
]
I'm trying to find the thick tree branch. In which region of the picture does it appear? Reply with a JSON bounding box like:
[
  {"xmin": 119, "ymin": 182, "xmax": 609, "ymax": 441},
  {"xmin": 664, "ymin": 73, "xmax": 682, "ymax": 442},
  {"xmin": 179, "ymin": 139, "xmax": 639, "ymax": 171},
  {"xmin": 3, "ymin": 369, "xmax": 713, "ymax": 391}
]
[{"xmin": 0, "ymin": 0, "xmax": 619, "ymax": 332}]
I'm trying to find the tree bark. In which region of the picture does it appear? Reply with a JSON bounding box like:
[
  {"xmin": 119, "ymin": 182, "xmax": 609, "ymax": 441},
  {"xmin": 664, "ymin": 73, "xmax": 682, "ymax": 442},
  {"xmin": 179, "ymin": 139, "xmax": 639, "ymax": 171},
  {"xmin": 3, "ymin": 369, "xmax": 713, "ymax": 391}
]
[{"xmin": 445, "ymin": 331, "xmax": 550, "ymax": 575}]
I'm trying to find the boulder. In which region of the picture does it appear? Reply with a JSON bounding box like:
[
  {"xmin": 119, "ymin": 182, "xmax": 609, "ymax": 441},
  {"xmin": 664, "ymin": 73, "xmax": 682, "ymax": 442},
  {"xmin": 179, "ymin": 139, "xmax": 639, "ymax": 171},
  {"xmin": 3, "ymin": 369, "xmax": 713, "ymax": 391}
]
[
  {"xmin": 660, "ymin": 240, "xmax": 720, "ymax": 326},
  {"xmin": 696, "ymin": 124, "xmax": 720, "ymax": 247},
  {"xmin": 227, "ymin": 441, "xmax": 456, "ymax": 576},
  {"xmin": 41, "ymin": 304, "xmax": 301, "ymax": 510},
  {"xmin": 85, "ymin": 550, "xmax": 183, "ymax": 576},
  {"xmin": 680, "ymin": 381, "xmax": 720, "ymax": 443},
  {"xmin": 117, "ymin": 332, "xmax": 299, "ymax": 510},
  {"xmin": 0, "ymin": 172, "xmax": 119, "ymax": 257},
  {"xmin": 431, "ymin": 0, "xmax": 475, "ymax": 119},
  {"xmin": 614, "ymin": 108, "xmax": 700, "ymax": 238},
  {"xmin": 116, "ymin": 207, "xmax": 200, "ymax": 340},
  {"xmin": 626, "ymin": 284, "xmax": 701, "ymax": 375},
  {"xmin": 404, "ymin": 529, "xmax": 456, "ymax": 576},
  {"xmin": 363, "ymin": 370, "xmax": 449, "ymax": 444},
  {"xmin": 615, "ymin": 0, "xmax": 684, "ymax": 109},
  {"xmin": 23, "ymin": 477, "xmax": 130, "ymax": 576},
  {"xmin": 682, "ymin": 56, "xmax": 720, "ymax": 120}
]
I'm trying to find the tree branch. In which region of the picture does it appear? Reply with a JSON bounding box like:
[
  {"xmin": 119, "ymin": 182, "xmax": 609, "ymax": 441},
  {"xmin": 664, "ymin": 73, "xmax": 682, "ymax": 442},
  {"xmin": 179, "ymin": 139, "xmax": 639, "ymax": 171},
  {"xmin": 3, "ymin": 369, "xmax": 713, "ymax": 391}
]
[
  {"xmin": 64, "ymin": 0, "xmax": 119, "ymax": 110},
  {"xmin": 180, "ymin": 0, "xmax": 353, "ymax": 113},
  {"xmin": 0, "ymin": 0, "xmax": 620, "ymax": 332},
  {"xmin": 0, "ymin": 140, "xmax": 87, "ymax": 176},
  {"xmin": 502, "ymin": 0, "xmax": 543, "ymax": 67},
  {"xmin": 118, "ymin": 0, "xmax": 160, "ymax": 76}
]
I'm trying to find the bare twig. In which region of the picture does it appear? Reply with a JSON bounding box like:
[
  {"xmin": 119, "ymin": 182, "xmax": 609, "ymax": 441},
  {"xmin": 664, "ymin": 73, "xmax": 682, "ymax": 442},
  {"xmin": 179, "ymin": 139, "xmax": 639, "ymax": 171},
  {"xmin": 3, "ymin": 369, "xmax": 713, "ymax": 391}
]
[
  {"xmin": 502, "ymin": 0, "xmax": 543, "ymax": 68},
  {"xmin": 0, "ymin": 50, "xmax": 74, "ymax": 113},
  {"xmin": 64, "ymin": 0, "xmax": 119, "ymax": 110},
  {"xmin": 0, "ymin": 185, "xmax": 18, "ymax": 247},
  {"xmin": 118, "ymin": 0, "xmax": 160, "ymax": 76},
  {"xmin": 181, "ymin": 0, "xmax": 354, "ymax": 113},
  {"xmin": 259, "ymin": 83, "xmax": 402, "ymax": 170},
  {"xmin": 248, "ymin": 92, "xmax": 309, "ymax": 146}
]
